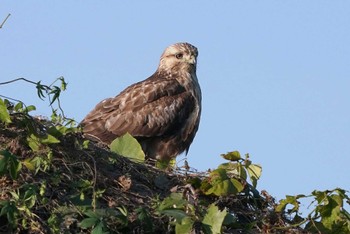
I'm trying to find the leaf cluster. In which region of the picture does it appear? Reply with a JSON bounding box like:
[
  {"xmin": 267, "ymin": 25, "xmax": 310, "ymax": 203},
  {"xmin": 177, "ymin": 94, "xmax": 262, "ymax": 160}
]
[{"xmin": 276, "ymin": 189, "xmax": 350, "ymax": 233}]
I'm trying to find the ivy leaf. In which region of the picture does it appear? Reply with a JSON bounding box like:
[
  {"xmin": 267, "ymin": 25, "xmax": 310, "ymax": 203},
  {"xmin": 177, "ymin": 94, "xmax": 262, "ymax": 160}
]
[
  {"xmin": 110, "ymin": 133, "xmax": 145, "ymax": 162},
  {"xmin": 204, "ymin": 169, "xmax": 244, "ymax": 196},
  {"xmin": 219, "ymin": 162, "xmax": 247, "ymax": 180},
  {"xmin": 318, "ymin": 193, "xmax": 344, "ymax": 230},
  {"xmin": 175, "ymin": 216, "xmax": 194, "ymax": 234},
  {"xmin": 0, "ymin": 98, "xmax": 11, "ymax": 123},
  {"xmin": 276, "ymin": 194, "xmax": 306, "ymax": 213},
  {"xmin": 202, "ymin": 204, "xmax": 227, "ymax": 234},
  {"xmin": 246, "ymin": 164, "xmax": 262, "ymax": 188}
]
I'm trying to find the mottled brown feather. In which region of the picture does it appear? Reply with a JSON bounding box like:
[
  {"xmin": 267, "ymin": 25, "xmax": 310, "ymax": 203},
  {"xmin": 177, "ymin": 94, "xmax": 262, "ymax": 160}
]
[{"xmin": 81, "ymin": 42, "xmax": 201, "ymax": 160}]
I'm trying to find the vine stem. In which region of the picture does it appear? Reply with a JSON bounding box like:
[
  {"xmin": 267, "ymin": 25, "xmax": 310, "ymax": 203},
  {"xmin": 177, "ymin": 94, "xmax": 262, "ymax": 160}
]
[{"xmin": 0, "ymin": 77, "xmax": 38, "ymax": 86}]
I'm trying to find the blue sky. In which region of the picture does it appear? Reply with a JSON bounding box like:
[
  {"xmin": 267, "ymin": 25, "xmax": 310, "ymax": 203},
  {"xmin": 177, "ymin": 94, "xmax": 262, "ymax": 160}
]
[{"xmin": 1, "ymin": 1, "xmax": 349, "ymax": 213}]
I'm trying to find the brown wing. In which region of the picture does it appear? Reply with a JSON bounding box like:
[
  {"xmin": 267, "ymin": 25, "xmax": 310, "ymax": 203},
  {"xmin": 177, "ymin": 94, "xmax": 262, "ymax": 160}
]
[{"xmin": 81, "ymin": 77, "xmax": 196, "ymax": 144}]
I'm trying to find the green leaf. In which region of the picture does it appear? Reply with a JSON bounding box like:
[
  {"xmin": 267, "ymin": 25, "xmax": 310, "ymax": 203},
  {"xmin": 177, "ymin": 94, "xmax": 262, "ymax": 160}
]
[
  {"xmin": 92, "ymin": 222, "xmax": 104, "ymax": 234},
  {"xmin": 246, "ymin": 164, "xmax": 262, "ymax": 188},
  {"xmin": 6, "ymin": 152, "xmax": 21, "ymax": 179},
  {"xmin": 219, "ymin": 162, "xmax": 247, "ymax": 180},
  {"xmin": 116, "ymin": 206, "xmax": 128, "ymax": 217},
  {"xmin": 158, "ymin": 193, "xmax": 187, "ymax": 211},
  {"xmin": 210, "ymin": 168, "xmax": 229, "ymax": 182},
  {"xmin": 202, "ymin": 204, "xmax": 227, "ymax": 234},
  {"xmin": 84, "ymin": 209, "xmax": 101, "ymax": 218},
  {"xmin": 206, "ymin": 179, "xmax": 244, "ymax": 196},
  {"xmin": 156, "ymin": 158, "xmax": 176, "ymax": 169},
  {"xmin": 25, "ymin": 105, "xmax": 36, "ymax": 112},
  {"xmin": 276, "ymin": 194, "xmax": 306, "ymax": 213},
  {"xmin": 317, "ymin": 192, "xmax": 345, "ymax": 231},
  {"xmin": 161, "ymin": 209, "xmax": 188, "ymax": 221},
  {"xmin": 27, "ymin": 134, "xmax": 41, "ymax": 151},
  {"xmin": 221, "ymin": 151, "xmax": 241, "ymax": 161},
  {"xmin": 23, "ymin": 186, "xmax": 37, "ymax": 208},
  {"xmin": 304, "ymin": 220, "xmax": 329, "ymax": 233},
  {"xmin": 41, "ymin": 134, "xmax": 60, "ymax": 144},
  {"xmin": 59, "ymin": 77, "xmax": 68, "ymax": 91},
  {"xmin": 27, "ymin": 133, "xmax": 60, "ymax": 151},
  {"xmin": 83, "ymin": 140, "xmax": 90, "ymax": 149},
  {"xmin": 0, "ymin": 151, "xmax": 22, "ymax": 179},
  {"xmin": 204, "ymin": 169, "xmax": 244, "ymax": 196},
  {"xmin": 49, "ymin": 86, "xmax": 61, "ymax": 105},
  {"xmin": 230, "ymin": 178, "xmax": 244, "ymax": 192},
  {"xmin": 22, "ymin": 158, "xmax": 36, "ymax": 171},
  {"xmin": 15, "ymin": 102, "xmax": 23, "ymax": 111},
  {"xmin": 222, "ymin": 213, "xmax": 236, "ymax": 225},
  {"xmin": 36, "ymin": 81, "xmax": 46, "ymax": 100},
  {"xmin": 0, "ymin": 200, "xmax": 18, "ymax": 226},
  {"xmin": 79, "ymin": 217, "xmax": 99, "ymax": 229},
  {"xmin": 136, "ymin": 207, "xmax": 153, "ymax": 232},
  {"xmin": 110, "ymin": 133, "xmax": 145, "ymax": 162},
  {"xmin": 175, "ymin": 216, "xmax": 194, "ymax": 234},
  {"xmin": 0, "ymin": 151, "xmax": 9, "ymax": 173},
  {"xmin": 39, "ymin": 182, "xmax": 46, "ymax": 196},
  {"xmin": 0, "ymin": 98, "xmax": 11, "ymax": 123}
]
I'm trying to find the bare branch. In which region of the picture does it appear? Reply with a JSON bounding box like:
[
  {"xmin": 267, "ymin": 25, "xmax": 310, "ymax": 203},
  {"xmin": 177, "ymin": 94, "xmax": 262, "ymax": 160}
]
[
  {"xmin": 0, "ymin": 14, "xmax": 11, "ymax": 29},
  {"xmin": 0, "ymin": 77, "xmax": 39, "ymax": 86},
  {"xmin": 0, "ymin": 94, "xmax": 23, "ymax": 104}
]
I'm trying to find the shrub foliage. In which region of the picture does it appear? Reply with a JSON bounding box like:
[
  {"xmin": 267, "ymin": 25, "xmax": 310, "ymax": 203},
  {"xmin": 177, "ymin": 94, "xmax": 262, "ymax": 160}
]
[{"xmin": 0, "ymin": 78, "xmax": 349, "ymax": 233}]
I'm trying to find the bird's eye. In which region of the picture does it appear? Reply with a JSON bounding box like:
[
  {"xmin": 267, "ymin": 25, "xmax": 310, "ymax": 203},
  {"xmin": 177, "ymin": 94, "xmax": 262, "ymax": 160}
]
[{"xmin": 175, "ymin": 53, "xmax": 183, "ymax": 59}]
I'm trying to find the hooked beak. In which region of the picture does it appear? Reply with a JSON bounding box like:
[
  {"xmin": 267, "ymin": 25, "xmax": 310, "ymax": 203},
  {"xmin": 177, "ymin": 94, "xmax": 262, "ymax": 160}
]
[{"xmin": 187, "ymin": 55, "xmax": 196, "ymax": 65}]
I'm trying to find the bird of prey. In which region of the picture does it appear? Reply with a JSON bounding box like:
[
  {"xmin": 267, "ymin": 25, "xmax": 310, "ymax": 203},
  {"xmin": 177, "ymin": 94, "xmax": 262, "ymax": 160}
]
[{"xmin": 81, "ymin": 42, "xmax": 201, "ymax": 161}]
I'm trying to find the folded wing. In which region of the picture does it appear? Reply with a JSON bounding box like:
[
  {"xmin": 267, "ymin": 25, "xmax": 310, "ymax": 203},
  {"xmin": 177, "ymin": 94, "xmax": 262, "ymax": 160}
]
[{"xmin": 81, "ymin": 77, "xmax": 195, "ymax": 144}]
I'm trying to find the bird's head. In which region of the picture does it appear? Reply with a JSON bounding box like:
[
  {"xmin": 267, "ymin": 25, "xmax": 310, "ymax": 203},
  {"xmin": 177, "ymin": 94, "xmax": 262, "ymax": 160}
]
[{"xmin": 158, "ymin": 42, "xmax": 198, "ymax": 73}]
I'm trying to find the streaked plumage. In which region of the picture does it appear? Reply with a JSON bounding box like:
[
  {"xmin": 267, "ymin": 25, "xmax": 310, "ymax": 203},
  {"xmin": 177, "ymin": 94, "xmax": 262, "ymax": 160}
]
[{"xmin": 81, "ymin": 42, "xmax": 201, "ymax": 161}]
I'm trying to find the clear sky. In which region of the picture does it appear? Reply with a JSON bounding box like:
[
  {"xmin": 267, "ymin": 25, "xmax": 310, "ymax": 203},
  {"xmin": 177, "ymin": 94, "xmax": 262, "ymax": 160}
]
[{"xmin": 1, "ymin": 1, "xmax": 349, "ymax": 213}]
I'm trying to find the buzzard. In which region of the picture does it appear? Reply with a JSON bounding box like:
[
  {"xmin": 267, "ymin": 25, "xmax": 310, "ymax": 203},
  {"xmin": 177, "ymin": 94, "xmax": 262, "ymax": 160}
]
[{"xmin": 81, "ymin": 42, "xmax": 201, "ymax": 161}]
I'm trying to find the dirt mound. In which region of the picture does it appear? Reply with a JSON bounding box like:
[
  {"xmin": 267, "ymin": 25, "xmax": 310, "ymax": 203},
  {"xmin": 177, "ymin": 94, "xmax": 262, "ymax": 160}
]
[{"xmin": 0, "ymin": 115, "xmax": 305, "ymax": 233}]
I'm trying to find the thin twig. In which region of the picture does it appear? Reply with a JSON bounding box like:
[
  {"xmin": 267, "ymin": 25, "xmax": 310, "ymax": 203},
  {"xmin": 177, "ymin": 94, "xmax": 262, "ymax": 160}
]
[
  {"xmin": 0, "ymin": 94, "xmax": 23, "ymax": 104},
  {"xmin": 0, "ymin": 14, "xmax": 11, "ymax": 29},
  {"xmin": 1, "ymin": 77, "xmax": 74, "ymax": 123},
  {"xmin": 0, "ymin": 77, "xmax": 38, "ymax": 86},
  {"xmin": 83, "ymin": 151, "xmax": 98, "ymax": 211}
]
